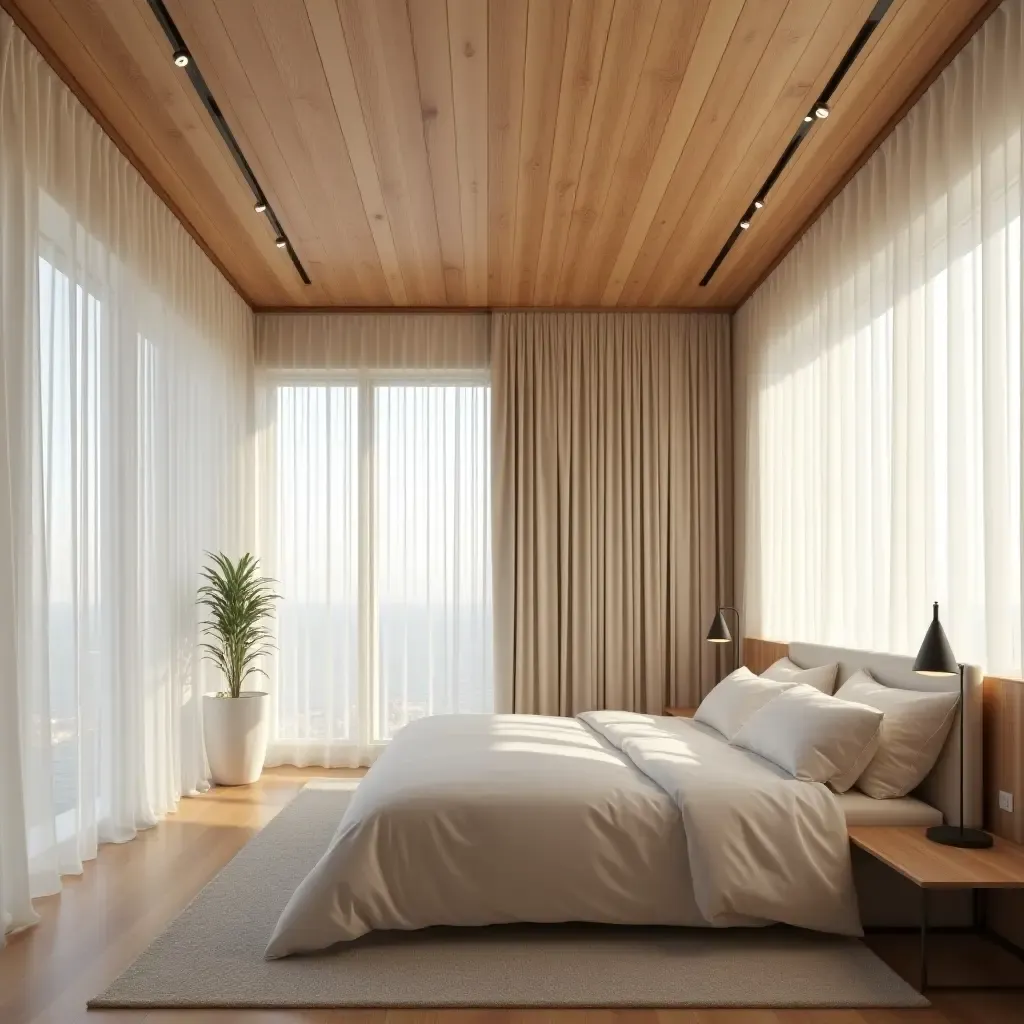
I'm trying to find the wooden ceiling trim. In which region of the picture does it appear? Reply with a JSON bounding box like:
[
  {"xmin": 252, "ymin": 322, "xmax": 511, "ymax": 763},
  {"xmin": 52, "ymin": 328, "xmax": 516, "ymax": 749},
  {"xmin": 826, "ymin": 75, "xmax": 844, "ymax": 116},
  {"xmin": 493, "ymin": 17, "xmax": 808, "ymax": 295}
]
[
  {"xmin": 447, "ymin": 0, "xmax": 490, "ymax": 306},
  {"xmin": 612, "ymin": 0, "xmax": 790, "ymax": 308},
  {"xmin": 649, "ymin": 0, "xmax": 877, "ymax": 306},
  {"xmin": 599, "ymin": 0, "xmax": 742, "ymax": 306},
  {"xmin": 553, "ymin": 0, "xmax": 663, "ymax": 304},
  {"xmin": 252, "ymin": 304, "xmax": 737, "ymax": 315},
  {"xmin": 0, "ymin": 0, "xmax": 255, "ymax": 304},
  {"xmin": 532, "ymin": 0, "xmax": 615, "ymax": 306},
  {"xmin": 573, "ymin": 0, "xmax": 711, "ymax": 306},
  {"xmin": 487, "ymin": 0, "xmax": 528, "ymax": 305},
  {"xmin": 730, "ymin": 0, "xmax": 1001, "ymax": 308},
  {"xmin": 302, "ymin": 0, "xmax": 407, "ymax": 304}
]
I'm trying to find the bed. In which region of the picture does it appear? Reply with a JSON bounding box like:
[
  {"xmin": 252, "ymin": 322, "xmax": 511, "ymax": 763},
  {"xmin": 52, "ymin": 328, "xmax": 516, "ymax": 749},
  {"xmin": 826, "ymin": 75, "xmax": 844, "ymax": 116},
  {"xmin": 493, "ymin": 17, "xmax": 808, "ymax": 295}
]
[{"xmin": 265, "ymin": 643, "xmax": 983, "ymax": 958}]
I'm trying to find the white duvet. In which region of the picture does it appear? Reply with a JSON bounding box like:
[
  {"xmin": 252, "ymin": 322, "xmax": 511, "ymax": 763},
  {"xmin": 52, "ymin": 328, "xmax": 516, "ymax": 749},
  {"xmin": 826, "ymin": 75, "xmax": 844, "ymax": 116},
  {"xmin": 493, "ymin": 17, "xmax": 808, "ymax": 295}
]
[{"xmin": 265, "ymin": 712, "xmax": 860, "ymax": 957}]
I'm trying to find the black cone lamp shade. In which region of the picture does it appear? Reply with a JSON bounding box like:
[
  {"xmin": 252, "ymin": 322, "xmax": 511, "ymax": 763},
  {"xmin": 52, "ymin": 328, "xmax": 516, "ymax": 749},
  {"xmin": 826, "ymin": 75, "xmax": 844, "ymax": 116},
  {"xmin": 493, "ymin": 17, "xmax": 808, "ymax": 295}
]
[
  {"xmin": 705, "ymin": 606, "xmax": 741, "ymax": 674},
  {"xmin": 913, "ymin": 602, "xmax": 992, "ymax": 849},
  {"xmin": 706, "ymin": 609, "xmax": 732, "ymax": 644},
  {"xmin": 912, "ymin": 602, "xmax": 958, "ymax": 676}
]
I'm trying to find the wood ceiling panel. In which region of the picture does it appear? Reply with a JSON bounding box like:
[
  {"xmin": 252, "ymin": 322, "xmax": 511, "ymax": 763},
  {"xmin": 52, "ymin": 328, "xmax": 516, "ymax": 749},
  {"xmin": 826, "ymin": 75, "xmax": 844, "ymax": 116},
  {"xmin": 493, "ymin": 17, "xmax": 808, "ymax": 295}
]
[
  {"xmin": 703, "ymin": 0, "xmax": 994, "ymax": 306},
  {"xmin": 551, "ymin": 0, "xmax": 662, "ymax": 304},
  {"xmin": 608, "ymin": 0, "xmax": 793, "ymax": 306},
  {"xmin": 639, "ymin": 0, "xmax": 877, "ymax": 306},
  {"xmin": 3, "ymin": 0, "xmax": 999, "ymax": 309}
]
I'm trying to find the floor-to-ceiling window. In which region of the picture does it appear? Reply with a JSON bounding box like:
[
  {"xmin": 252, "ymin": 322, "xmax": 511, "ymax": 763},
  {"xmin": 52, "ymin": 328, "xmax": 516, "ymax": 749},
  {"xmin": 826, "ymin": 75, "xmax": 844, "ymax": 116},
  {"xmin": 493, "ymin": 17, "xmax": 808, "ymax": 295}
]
[{"xmin": 256, "ymin": 315, "xmax": 492, "ymax": 766}]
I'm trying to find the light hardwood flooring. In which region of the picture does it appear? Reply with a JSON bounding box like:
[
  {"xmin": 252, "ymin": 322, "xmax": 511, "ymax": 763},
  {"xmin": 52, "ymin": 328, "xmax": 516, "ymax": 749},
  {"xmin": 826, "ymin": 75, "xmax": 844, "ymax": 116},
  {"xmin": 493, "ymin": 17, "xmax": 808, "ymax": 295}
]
[{"xmin": 1, "ymin": 767, "xmax": 1022, "ymax": 1024}]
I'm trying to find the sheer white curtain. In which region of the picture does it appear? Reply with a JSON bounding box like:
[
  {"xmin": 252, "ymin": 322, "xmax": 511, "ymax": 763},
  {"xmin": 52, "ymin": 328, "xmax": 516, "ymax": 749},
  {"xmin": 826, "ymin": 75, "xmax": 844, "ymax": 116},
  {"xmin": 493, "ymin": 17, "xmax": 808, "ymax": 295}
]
[
  {"xmin": 736, "ymin": 0, "xmax": 1023, "ymax": 676},
  {"xmin": 255, "ymin": 314, "xmax": 492, "ymax": 767},
  {"xmin": 0, "ymin": 12, "xmax": 253, "ymax": 943}
]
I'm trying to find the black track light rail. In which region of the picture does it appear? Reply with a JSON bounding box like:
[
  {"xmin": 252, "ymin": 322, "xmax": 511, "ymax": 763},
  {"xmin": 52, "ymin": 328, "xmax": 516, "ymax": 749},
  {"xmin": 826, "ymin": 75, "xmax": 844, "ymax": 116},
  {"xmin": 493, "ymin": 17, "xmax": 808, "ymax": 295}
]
[
  {"xmin": 143, "ymin": 0, "xmax": 311, "ymax": 285},
  {"xmin": 699, "ymin": 0, "xmax": 896, "ymax": 288}
]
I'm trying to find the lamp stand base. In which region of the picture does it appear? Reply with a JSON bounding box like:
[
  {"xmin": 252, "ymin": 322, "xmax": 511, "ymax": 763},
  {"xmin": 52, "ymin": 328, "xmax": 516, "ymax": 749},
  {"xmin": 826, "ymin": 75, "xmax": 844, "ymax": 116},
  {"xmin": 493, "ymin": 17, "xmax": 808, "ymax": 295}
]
[{"xmin": 925, "ymin": 824, "xmax": 994, "ymax": 849}]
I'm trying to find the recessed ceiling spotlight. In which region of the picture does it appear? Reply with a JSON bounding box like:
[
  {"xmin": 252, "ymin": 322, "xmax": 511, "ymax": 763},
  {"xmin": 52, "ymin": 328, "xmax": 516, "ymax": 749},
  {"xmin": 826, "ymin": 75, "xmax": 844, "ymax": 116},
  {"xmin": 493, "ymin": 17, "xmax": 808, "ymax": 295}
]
[
  {"xmin": 739, "ymin": 219, "xmax": 751, "ymax": 230},
  {"xmin": 803, "ymin": 113, "xmax": 813, "ymax": 123},
  {"xmin": 254, "ymin": 200, "xmax": 268, "ymax": 214},
  {"xmin": 753, "ymin": 199, "xmax": 764, "ymax": 210},
  {"xmin": 275, "ymin": 236, "xmax": 287, "ymax": 249},
  {"xmin": 172, "ymin": 49, "xmax": 190, "ymax": 68},
  {"xmin": 815, "ymin": 103, "xmax": 830, "ymax": 119}
]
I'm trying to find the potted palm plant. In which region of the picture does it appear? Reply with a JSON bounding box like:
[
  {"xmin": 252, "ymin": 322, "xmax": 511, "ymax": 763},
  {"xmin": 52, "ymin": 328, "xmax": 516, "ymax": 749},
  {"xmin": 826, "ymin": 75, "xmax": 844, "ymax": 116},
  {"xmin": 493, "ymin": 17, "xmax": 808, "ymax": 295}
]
[{"xmin": 198, "ymin": 552, "xmax": 279, "ymax": 786}]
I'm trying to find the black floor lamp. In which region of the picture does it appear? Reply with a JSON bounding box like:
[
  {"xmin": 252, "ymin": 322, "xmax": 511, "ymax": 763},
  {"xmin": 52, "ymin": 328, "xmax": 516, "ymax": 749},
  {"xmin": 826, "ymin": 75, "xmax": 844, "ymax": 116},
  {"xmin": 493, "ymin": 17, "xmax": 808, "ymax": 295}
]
[
  {"xmin": 912, "ymin": 601, "xmax": 992, "ymax": 849},
  {"xmin": 706, "ymin": 606, "xmax": 742, "ymax": 674}
]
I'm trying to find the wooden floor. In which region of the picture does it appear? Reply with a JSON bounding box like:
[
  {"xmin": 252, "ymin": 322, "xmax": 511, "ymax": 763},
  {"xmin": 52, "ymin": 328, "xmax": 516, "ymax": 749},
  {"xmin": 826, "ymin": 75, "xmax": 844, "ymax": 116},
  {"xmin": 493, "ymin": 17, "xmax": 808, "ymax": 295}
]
[{"xmin": 1, "ymin": 767, "xmax": 1021, "ymax": 1024}]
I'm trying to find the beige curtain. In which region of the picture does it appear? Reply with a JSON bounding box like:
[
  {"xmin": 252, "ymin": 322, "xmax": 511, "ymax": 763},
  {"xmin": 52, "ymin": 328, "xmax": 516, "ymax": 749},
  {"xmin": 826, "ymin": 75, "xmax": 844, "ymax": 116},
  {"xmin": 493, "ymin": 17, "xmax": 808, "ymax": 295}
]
[{"xmin": 492, "ymin": 312, "xmax": 732, "ymax": 715}]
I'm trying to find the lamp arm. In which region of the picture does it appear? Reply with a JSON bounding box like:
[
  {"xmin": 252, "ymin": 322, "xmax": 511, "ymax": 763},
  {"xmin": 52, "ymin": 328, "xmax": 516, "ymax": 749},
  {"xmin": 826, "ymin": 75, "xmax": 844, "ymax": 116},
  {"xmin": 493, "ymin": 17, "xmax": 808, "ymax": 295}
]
[
  {"xmin": 721, "ymin": 606, "xmax": 742, "ymax": 672},
  {"xmin": 958, "ymin": 662, "xmax": 964, "ymax": 831}
]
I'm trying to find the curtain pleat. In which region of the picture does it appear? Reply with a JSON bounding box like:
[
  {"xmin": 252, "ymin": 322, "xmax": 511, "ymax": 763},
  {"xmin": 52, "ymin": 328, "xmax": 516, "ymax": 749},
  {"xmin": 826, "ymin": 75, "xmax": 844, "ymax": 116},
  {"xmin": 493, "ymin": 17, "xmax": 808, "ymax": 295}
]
[
  {"xmin": 736, "ymin": 0, "xmax": 1023, "ymax": 677},
  {"xmin": 0, "ymin": 11, "xmax": 253, "ymax": 943},
  {"xmin": 492, "ymin": 311, "xmax": 733, "ymax": 715}
]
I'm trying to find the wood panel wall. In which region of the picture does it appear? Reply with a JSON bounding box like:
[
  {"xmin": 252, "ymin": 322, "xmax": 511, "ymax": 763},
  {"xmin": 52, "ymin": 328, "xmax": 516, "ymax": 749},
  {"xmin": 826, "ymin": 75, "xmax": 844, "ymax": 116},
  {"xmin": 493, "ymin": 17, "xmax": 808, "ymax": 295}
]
[
  {"xmin": 742, "ymin": 637, "xmax": 789, "ymax": 675},
  {"xmin": 983, "ymin": 675, "xmax": 1024, "ymax": 946},
  {"xmin": 744, "ymin": 637, "xmax": 1024, "ymax": 949}
]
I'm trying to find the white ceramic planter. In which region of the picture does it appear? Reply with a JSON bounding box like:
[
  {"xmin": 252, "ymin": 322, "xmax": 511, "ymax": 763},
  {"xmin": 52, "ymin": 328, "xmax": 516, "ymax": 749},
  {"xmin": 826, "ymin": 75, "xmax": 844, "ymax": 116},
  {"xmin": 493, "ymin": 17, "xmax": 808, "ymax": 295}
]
[{"xmin": 203, "ymin": 691, "xmax": 269, "ymax": 786}]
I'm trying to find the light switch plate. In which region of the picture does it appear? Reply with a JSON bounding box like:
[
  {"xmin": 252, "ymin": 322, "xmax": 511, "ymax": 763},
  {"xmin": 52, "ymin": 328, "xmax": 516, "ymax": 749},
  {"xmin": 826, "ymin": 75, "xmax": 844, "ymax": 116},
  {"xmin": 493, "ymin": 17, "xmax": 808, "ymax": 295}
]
[{"xmin": 999, "ymin": 790, "xmax": 1014, "ymax": 813}]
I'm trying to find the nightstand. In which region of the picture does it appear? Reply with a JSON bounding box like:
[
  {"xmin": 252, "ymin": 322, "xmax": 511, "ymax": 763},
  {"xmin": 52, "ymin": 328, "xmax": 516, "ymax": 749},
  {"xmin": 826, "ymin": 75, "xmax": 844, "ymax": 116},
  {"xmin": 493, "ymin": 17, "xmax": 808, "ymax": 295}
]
[
  {"xmin": 849, "ymin": 825, "xmax": 1024, "ymax": 991},
  {"xmin": 663, "ymin": 707, "xmax": 696, "ymax": 718}
]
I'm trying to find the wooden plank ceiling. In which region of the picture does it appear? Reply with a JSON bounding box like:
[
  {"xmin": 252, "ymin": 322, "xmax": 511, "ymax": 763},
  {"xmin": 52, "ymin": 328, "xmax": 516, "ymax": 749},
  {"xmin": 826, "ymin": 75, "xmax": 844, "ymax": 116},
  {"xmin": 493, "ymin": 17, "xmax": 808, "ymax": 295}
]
[{"xmin": 4, "ymin": 0, "xmax": 993, "ymax": 309}]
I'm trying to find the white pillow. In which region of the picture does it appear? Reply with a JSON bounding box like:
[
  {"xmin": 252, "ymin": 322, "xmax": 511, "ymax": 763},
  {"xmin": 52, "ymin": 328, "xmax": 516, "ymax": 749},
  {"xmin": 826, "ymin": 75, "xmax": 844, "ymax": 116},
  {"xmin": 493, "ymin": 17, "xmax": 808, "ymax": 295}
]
[
  {"xmin": 730, "ymin": 683, "xmax": 884, "ymax": 789},
  {"xmin": 761, "ymin": 656, "xmax": 839, "ymax": 695},
  {"xmin": 834, "ymin": 669, "xmax": 959, "ymax": 799},
  {"xmin": 693, "ymin": 667, "xmax": 794, "ymax": 741}
]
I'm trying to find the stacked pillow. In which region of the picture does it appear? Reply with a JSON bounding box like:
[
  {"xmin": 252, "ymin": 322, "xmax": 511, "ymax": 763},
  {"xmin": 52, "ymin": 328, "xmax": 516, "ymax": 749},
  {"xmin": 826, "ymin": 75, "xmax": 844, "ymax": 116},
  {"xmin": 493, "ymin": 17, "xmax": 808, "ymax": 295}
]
[
  {"xmin": 693, "ymin": 659, "xmax": 959, "ymax": 798},
  {"xmin": 692, "ymin": 666, "xmax": 793, "ymax": 740},
  {"xmin": 831, "ymin": 669, "xmax": 959, "ymax": 798},
  {"xmin": 729, "ymin": 683, "xmax": 882, "ymax": 791},
  {"xmin": 760, "ymin": 656, "xmax": 840, "ymax": 695}
]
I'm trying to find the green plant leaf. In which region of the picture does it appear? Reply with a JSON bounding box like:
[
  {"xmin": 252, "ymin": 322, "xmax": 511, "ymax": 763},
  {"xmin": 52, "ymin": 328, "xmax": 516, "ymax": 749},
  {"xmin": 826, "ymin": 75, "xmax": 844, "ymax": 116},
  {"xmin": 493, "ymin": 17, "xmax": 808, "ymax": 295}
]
[{"xmin": 197, "ymin": 551, "xmax": 280, "ymax": 698}]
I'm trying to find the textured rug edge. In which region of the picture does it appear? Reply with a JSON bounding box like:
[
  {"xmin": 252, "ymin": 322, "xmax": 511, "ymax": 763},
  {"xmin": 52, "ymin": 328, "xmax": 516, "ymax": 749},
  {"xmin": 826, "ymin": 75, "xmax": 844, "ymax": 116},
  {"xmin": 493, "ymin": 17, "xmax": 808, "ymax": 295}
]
[{"xmin": 87, "ymin": 785, "xmax": 929, "ymax": 1011}]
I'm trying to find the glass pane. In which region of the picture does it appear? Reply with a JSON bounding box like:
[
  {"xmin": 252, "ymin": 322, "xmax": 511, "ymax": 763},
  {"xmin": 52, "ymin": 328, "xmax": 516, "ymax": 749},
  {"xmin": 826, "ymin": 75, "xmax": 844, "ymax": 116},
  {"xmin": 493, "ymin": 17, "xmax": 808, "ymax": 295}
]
[
  {"xmin": 273, "ymin": 385, "xmax": 360, "ymax": 744},
  {"xmin": 374, "ymin": 384, "xmax": 492, "ymax": 740}
]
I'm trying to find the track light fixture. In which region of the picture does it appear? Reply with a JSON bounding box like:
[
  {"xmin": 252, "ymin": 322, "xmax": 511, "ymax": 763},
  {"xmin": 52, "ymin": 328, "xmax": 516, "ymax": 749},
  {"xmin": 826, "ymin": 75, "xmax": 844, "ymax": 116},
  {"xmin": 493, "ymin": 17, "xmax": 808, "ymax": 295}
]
[
  {"xmin": 275, "ymin": 237, "xmax": 287, "ymax": 249},
  {"xmin": 702, "ymin": 0, "xmax": 895, "ymax": 288},
  {"xmin": 254, "ymin": 200, "xmax": 268, "ymax": 214},
  {"xmin": 172, "ymin": 49, "xmax": 190, "ymax": 67}
]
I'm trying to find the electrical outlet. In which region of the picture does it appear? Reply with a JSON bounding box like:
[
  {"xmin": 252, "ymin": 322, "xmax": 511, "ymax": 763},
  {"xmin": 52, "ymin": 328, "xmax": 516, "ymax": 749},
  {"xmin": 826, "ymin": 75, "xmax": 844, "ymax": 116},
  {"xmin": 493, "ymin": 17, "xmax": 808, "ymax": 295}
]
[{"xmin": 999, "ymin": 790, "xmax": 1014, "ymax": 813}]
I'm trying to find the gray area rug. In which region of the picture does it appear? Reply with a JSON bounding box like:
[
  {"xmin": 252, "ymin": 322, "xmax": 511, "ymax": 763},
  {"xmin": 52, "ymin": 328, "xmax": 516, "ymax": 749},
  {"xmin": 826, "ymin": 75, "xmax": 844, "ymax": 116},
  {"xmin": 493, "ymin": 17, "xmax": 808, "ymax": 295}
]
[{"xmin": 91, "ymin": 779, "xmax": 928, "ymax": 1009}]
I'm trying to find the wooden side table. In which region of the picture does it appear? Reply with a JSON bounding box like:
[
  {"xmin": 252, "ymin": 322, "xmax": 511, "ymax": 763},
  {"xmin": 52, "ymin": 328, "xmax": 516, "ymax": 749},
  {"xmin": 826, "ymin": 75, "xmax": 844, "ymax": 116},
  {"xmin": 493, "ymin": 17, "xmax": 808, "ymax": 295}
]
[
  {"xmin": 849, "ymin": 825, "xmax": 1024, "ymax": 991},
  {"xmin": 663, "ymin": 707, "xmax": 696, "ymax": 718}
]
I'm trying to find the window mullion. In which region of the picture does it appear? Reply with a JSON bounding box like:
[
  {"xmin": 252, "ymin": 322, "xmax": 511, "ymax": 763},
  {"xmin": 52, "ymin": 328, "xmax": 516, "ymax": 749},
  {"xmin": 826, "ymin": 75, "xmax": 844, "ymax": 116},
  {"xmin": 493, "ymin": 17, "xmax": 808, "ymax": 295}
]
[{"xmin": 358, "ymin": 375, "xmax": 377, "ymax": 751}]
